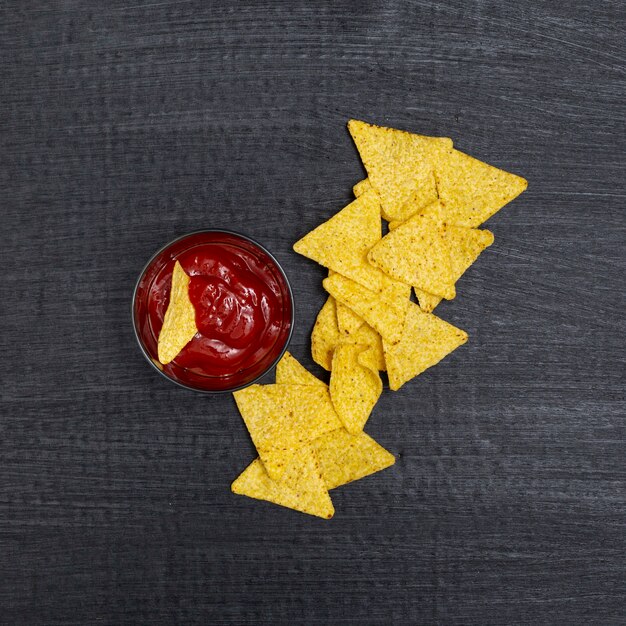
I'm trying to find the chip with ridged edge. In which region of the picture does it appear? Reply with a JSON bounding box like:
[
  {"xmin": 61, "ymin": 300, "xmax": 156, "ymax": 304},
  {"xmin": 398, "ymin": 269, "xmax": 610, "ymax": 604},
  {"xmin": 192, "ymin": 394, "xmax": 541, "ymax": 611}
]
[
  {"xmin": 432, "ymin": 148, "xmax": 528, "ymax": 228},
  {"xmin": 330, "ymin": 344, "xmax": 382, "ymax": 434},
  {"xmin": 384, "ymin": 302, "xmax": 468, "ymax": 391},
  {"xmin": 348, "ymin": 119, "xmax": 452, "ymax": 222},
  {"xmin": 233, "ymin": 384, "xmax": 341, "ymax": 481},
  {"xmin": 313, "ymin": 428, "xmax": 395, "ymax": 490},
  {"xmin": 232, "ymin": 444, "xmax": 334, "ymax": 519},
  {"xmin": 293, "ymin": 188, "xmax": 385, "ymax": 292},
  {"xmin": 368, "ymin": 206, "xmax": 456, "ymax": 300}
]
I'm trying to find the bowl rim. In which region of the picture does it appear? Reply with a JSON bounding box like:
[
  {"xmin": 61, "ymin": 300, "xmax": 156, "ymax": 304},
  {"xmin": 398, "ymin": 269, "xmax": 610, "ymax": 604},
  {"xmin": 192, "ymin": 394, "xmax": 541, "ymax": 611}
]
[{"xmin": 131, "ymin": 229, "xmax": 295, "ymax": 394}]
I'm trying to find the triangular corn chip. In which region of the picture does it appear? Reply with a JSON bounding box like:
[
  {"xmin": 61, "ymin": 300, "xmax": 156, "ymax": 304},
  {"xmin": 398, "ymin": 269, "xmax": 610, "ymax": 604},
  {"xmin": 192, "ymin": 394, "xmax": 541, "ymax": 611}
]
[
  {"xmin": 414, "ymin": 226, "xmax": 494, "ymax": 312},
  {"xmin": 313, "ymin": 429, "xmax": 395, "ymax": 489},
  {"xmin": 323, "ymin": 273, "xmax": 409, "ymax": 345},
  {"xmin": 233, "ymin": 384, "xmax": 341, "ymax": 481},
  {"xmin": 433, "ymin": 148, "xmax": 527, "ymax": 227},
  {"xmin": 330, "ymin": 344, "xmax": 382, "ymax": 434},
  {"xmin": 157, "ymin": 261, "xmax": 198, "ymax": 364},
  {"xmin": 348, "ymin": 119, "xmax": 453, "ymax": 222},
  {"xmin": 384, "ymin": 303, "xmax": 468, "ymax": 390},
  {"xmin": 232, "ymin": 445, "xmax": 334, "ymax": 519},
  {"xmin": 293, "ymin": 189, "xmax": 384, "ymax": 291},
  {"xmin": 276, "ymin": 351, "xmax": 326, "ymax": 387},
  {"xmin": 353, "ymin": 178, "xmax": 373, "ymax": 198},
  {"xmin": 311, "ymin": 296, "xmax": 342, "ymax": 371},
  {"xmin": 368, "ymin": 208, "xmax": 456, "ymax": 300},
  {"xmin": 390, "ymin": 211, "xmax": 495, "ymax": 291}
]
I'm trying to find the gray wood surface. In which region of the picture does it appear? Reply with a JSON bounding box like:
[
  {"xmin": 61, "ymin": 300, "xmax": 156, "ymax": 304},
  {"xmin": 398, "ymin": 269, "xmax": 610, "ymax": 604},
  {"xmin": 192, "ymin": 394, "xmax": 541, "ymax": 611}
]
[{"xmin": 1, "ymin": 1, "xmax": 624, "ymax": 624}]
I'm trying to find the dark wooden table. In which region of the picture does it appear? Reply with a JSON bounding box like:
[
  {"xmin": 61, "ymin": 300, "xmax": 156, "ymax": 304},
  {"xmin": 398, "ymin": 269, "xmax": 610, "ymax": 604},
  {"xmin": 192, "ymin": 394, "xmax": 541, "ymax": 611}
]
[{"xmin": 1, "ymin": 1, "xmax": 624, "ymax": 624}]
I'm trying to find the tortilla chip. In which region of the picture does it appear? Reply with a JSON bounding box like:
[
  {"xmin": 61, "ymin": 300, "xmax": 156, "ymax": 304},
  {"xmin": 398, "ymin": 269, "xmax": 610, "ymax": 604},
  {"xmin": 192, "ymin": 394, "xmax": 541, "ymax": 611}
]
[
  {"xmin": 232, "ymin": 385, "xmax": 294, "ymax": 479},
  {"xmin": 233, "ymin": 384, "xmax": 341, "ymax": 481},
  {"xmin": 353, "ymin": 178, "xmax": 373, "ymax": 197},
  {"xmin": 388, "ymin": 220, "xmax": 402, "ymax": 231},
  {"xmin": 348, "ymin": 119, "xmax": 453, "ymax": 222},
  {"xmin": 368, "ymin": 208, "xmax": 456, "ymax": 300},
  {"xmin": 384, "ymin": 302, "xmax": 468, "ymax": 391},
  {"xmin": 293, "ymin": 189, "xmax": 384, "ymax": 291},
  {"xmin": 157, "ymin": 260, "xmax": 198, "ymax": 364},
  {"xmin": 323, "ymin": 273, "xmax": 409, "ymax": 345},
  {"xmin": 311, "ymin": 296, "xmax": 342, "ymax": 371},
  {"xmin": 433, "ymin": 148, "xmax": 528, "ymax": 227},
  {"xmin": 330, "ymin": 344, "xmax": 382, "ymax": 434},
  {"xmin": 232, "ymin": 445, "xmax": 334, "ymax": 519},
  {"xmin": 313, "ymin": 429, "xmax": 395, "ymax": 489},
  {"xmin": 276, "ymin": 351, "xmax": 326, "ymax": 388},
  {"xmin": 413, "ymin": 226, "xmax": 494, "ymax": 312}
]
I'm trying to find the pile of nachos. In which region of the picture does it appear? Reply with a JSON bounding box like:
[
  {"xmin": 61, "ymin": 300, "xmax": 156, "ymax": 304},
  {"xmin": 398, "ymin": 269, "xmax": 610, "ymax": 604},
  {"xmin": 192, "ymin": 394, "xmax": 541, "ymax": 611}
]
[{"xmin": 231, "ymin": 119, "xmax": 527, "ymax": 517}]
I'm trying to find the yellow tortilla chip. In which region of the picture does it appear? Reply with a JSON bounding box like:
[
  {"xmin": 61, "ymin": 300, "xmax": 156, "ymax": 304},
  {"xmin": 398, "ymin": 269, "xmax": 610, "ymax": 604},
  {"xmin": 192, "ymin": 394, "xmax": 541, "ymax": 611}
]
[
  {"xmin": 384, "ymin": 302, "xmax": 468, "ymax": 391},
  {"xmin": 157, "ymin": 260, "xmax": 198, "ymax": 364},
  {"xmin": 414, "ymin": 226, "xmax": 494, "ymax": 312},
  {"xmin": 313, "ymin": 429, "xmax": 395, "ymax": 489},
  {"xmin": 233, "ymin": 384, "xmax": 341, "ymax": 481},
  {"xmin": 232, "ymin": 445, "xmax": 334, "ymax": 519},
  {"xmin": 368, "ymin": 208, "xmax": 456, "ymax": 300},
  {"xmin": 330, "ymin": 344, "xmax": 382, "ymax": 434},
  {"xmin": 348, "ymin": 119, "xmax": 453, "ymax": 222},
  {"xmin": 323, "ymin": 273, "xmax": 409, "ymax": 345},
  {"xmin": 433, "ymin": 148, "xmax": 528, "ymax": 227},
  {"xmin": 293, "ymin": 189, "xmax": 384, "ymax": 291},
  {"xmin": 276, "ymin": 351, "xmax": 326, "ymax": 387},
  {"xmin": 353, "ymin": 178, "xmax": 373, "ymax": 198},
  {"xmin": 311, "ymin": 296, "xmax": 342, "ymax": 371}
]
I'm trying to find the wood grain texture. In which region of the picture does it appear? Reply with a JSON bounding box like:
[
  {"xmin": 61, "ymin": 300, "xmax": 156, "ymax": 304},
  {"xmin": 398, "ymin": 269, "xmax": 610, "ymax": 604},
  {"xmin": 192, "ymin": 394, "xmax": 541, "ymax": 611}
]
[{"xmin": 1, "ymin": 1, "xmax": 624, "ymax": 624}]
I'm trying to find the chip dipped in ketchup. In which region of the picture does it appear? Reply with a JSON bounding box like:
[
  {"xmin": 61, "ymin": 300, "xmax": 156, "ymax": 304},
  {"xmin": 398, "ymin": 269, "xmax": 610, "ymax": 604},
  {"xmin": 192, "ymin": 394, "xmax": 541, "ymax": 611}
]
[{"xmin": 133, "ymin": 231, "xmax": 294, "ymax": 392}]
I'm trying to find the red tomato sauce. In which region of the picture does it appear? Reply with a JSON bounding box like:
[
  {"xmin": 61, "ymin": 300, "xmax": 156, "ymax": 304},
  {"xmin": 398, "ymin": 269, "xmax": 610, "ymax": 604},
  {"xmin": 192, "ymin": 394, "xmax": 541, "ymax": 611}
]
[{"xmin": 134, "ymin": 231, "xmax": 293, "ymax": 391}]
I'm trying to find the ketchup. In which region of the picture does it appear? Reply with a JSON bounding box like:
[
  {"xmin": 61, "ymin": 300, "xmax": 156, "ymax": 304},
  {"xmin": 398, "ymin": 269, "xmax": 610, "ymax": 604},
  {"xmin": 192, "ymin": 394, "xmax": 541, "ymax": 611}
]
[{"xmin": 134, "ymin": 231, "xmax": 293, "ymax": 391}]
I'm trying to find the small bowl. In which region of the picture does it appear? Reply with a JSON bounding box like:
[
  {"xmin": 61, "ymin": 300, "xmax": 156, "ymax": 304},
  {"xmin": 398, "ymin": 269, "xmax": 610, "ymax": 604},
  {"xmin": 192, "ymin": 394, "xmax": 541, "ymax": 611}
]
[{"xmin": 132, "ymin": 230, "xmax": 294, "ymax": 393}]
